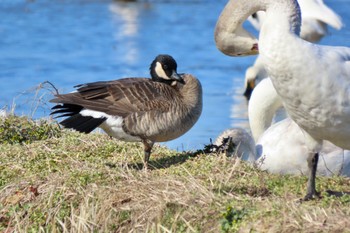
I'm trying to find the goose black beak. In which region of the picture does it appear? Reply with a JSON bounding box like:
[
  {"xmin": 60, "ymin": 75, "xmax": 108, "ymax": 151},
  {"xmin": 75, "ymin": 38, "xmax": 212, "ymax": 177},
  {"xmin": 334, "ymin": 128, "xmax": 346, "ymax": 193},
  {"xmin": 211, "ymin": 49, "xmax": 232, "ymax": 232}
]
[{"xmin": 171, "ymin": 70, "xmax": 185, "ymax": 84}]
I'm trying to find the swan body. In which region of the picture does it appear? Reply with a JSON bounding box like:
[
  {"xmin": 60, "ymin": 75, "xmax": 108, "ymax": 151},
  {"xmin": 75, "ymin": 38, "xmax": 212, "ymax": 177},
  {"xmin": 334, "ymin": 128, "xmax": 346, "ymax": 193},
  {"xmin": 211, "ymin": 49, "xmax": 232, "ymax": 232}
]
[
  {"xmin": 256, "ymin": 118, "xmax": 350, "ymax": 177},
  {"xmin": 215, "ymin": 0, "xmax": 350, "ymax": 199},
  {"xmin": 251, "ymin": 79, "xmax": 350, "ymax": 177},
  {"xmin": 214, "ymin": 124, "xmax": 350, "ymax": 177},
  {"xmin": 214, "ymin": 78, "xmax": 350, "ymax": 177}
]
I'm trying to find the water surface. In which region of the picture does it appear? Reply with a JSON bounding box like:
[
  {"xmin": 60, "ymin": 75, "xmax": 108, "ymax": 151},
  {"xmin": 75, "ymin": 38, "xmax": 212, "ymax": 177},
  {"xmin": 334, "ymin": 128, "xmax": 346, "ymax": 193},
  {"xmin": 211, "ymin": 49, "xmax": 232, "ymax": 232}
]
[{"xmin": 1, "ymin": 0, "xmax": 349, "ymax": 151}]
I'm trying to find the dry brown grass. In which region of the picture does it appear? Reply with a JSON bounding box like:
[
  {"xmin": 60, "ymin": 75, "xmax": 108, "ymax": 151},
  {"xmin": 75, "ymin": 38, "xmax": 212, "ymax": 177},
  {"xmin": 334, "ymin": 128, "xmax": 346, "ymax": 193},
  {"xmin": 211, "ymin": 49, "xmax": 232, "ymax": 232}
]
[{"xmin": 1, "ymin": 116, "xmax": 350, "ymax": 233}]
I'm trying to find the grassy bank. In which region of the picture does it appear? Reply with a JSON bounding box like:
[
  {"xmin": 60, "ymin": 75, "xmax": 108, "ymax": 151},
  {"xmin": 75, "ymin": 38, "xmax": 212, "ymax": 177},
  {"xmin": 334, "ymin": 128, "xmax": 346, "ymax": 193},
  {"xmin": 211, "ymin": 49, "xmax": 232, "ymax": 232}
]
[{"xmin": 1, "ymin": 116, "xmax": 350, "ymax": 232}]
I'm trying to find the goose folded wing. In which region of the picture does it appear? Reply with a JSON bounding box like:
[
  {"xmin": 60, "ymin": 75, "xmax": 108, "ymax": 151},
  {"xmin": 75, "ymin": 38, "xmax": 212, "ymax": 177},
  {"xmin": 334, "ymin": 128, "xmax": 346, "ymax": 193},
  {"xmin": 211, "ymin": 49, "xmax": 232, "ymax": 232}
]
[{"xmin": 51, "ymin": 78, "xmax": 174, "ymax": 117}]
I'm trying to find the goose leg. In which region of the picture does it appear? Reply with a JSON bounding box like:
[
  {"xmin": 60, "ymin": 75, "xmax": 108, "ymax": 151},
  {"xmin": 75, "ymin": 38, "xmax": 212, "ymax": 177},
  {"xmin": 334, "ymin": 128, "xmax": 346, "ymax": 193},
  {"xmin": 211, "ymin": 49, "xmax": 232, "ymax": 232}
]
[
  {"xmin": 303, "ymin": 152, "xmax": 319, "ymax": 201},
  {"xmin": 142, "ymin": 140, "xmax": 154, "ymax": 169}
]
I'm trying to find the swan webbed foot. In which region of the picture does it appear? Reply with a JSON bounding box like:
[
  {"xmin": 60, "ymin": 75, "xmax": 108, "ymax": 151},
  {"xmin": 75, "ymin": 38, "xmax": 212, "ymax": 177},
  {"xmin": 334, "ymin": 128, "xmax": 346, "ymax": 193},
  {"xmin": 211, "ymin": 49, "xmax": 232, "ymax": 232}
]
[{"xmin": 302, "ymin": 190, "xmax": 321, "ymax": 201}]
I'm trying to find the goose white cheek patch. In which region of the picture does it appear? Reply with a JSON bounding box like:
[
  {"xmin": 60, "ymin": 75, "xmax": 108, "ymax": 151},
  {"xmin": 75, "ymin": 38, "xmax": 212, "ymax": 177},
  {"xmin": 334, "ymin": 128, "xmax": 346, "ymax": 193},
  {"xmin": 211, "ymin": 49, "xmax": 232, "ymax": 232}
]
[{"xmin": 155, "ymin": 62, "xmax": 170, "ymax": 80}]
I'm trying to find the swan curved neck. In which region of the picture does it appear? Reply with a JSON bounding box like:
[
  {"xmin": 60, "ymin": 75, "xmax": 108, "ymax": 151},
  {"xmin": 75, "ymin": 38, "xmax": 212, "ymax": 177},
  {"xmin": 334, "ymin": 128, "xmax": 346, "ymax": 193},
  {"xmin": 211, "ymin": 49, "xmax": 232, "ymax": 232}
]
[
  {"xmin": 215, "ymin": 1, "xmax": 262, "ymax": 33},
  {"xmin": 248, "ymin": 78, "xmax": 282, "ymax": 141},
  {"xmin": 214, "ymin": 0, "xmax": 262, "ymax": 56},
  {"xmin": 215, "ymin": 0, "xmax": 301, "ymax": 57}
]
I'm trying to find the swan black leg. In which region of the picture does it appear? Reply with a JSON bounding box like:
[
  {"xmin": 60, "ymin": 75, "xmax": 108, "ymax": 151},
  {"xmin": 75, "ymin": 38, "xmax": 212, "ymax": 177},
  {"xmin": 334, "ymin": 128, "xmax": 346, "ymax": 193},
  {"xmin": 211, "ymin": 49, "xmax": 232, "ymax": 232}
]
[{"xmin": 303, "ymin": 152, "xmax": 320, "ymax": 201}]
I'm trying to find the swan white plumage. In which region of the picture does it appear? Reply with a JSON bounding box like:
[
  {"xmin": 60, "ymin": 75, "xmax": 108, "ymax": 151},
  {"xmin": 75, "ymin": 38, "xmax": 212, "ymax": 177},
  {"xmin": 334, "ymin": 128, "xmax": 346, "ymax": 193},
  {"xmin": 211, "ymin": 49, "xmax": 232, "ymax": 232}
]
[
  {"xmin": 248, "ymin": 0, "xmax": 342, "ymax": 42},
  {"xmin": 250, "ymin": 78, "xmax": 350, "ymax": 177},
  {"xmin": 215, "ymin": 78, "xmax": 350, "ymax": 177},
  {"xmin": 214, "ymin": 125, "xmax": 350, "ymax": 177},
  {"xmin": 215, "ymin": 0, "xmax": 350, "ymax": 200},
  {"xmin": 256, "ymin": 119, "xmax": 350, "ymax": 177},
  {"xmin": 244, "ymin": 0, "xmax": 343, "ymax": 98}
]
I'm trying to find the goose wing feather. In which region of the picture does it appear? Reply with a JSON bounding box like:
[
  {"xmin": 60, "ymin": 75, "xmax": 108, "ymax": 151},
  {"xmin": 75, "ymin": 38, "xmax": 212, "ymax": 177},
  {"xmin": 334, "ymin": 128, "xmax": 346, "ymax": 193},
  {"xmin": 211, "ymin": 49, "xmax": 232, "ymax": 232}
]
[{"xmin": 50, "ymin": 78, "xmax": 174, "ymax": 117}]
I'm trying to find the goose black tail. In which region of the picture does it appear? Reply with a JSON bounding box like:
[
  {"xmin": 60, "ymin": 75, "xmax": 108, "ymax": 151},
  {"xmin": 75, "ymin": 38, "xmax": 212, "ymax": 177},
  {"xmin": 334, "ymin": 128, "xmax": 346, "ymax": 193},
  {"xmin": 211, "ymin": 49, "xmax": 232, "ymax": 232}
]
[{"xmin": 51, "ymin": 104, "xmax": 106, "ymax": 133}]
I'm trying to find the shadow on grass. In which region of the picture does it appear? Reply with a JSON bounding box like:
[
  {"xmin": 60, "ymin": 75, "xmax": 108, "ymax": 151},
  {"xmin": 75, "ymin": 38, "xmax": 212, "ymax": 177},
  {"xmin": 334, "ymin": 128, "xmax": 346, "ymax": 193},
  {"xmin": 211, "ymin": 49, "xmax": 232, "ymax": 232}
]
[
  {"xmin": 148, "ymin": 151, "xmax": 201, "ymax": 170},
  {"xmin": 325, "ymin": 190, "xmax": 350, "ymax": 197},
  {"xmin": 105, "ymin": 150, "xmax": 205, "ymax": 171}
]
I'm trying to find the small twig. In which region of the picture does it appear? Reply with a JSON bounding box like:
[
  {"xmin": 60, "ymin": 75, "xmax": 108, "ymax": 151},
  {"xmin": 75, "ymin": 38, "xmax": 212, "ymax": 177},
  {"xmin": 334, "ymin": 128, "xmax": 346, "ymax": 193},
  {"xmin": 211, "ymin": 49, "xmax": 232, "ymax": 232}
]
[{"xmin": 41, "ymin": 81, "xmax": 60, "ymax": 95}]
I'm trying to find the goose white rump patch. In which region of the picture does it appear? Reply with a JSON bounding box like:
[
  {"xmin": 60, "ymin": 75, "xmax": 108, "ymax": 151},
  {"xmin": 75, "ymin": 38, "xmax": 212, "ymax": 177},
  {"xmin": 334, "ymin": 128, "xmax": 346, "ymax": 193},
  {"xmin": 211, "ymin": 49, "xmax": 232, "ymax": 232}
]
[{"xmin": 80, "ymin": 109, "xmax": 141, "ymax": 142}]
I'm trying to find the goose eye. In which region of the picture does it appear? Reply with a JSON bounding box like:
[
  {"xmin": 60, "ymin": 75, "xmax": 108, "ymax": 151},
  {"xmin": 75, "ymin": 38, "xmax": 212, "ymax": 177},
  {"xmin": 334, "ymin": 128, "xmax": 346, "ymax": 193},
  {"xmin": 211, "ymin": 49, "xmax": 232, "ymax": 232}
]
[{"xmin": 162, "ymin": 64, "xmax": 168, "ymax": 70}]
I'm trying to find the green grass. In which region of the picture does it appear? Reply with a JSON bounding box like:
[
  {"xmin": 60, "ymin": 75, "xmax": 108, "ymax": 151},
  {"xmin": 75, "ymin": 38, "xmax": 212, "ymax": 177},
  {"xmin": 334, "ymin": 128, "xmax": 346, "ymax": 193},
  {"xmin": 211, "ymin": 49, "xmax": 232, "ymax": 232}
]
[
  {"xmin": 1, "ymin": 115, "xmax": 350, "ymax": 232},
  {"xmin": 0, "ymin": 115, "xmax": 61, "ymax": 144}
]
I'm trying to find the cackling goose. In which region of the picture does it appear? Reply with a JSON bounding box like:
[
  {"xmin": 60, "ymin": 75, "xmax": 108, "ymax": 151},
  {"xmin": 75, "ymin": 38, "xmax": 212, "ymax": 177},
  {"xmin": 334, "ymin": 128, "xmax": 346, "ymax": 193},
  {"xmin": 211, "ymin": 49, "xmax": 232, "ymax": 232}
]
[{"xmin": 50, "ymin": 54, "xmax": 203, "ymax": 168}]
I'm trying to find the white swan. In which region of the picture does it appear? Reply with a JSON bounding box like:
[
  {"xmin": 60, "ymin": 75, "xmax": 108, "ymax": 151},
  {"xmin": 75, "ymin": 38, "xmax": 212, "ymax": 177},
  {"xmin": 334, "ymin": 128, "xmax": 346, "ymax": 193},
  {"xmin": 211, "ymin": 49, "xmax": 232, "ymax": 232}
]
[
  {"xmin": 215, "ymin": 78, "xmax": 350, "ymax": 177},
  {"xmin": 256, "ymin": 119, "xmax": 350, "ymax": 177},
  {"xmin": 215, "ymin": 0, "xmax": 350, "ymax": 200},
  {"xmin": 250, "ymin": 78, "xmax": 350, "ymax": 177},
  {"xmin": 214, "ymin": 125, "xmax": 350, "ymax": 177},
  {"xmin": 244, "ymin": 0, "xmax": 343, "ymax": 98}
]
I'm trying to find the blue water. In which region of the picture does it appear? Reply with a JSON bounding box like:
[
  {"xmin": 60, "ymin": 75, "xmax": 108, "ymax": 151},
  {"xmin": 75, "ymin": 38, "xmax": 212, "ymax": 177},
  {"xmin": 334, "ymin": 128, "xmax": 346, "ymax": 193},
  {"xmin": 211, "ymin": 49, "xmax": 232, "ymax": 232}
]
[{"xmin": 1, "ymin": 0, "xmax": 350, "ymax": 151}]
